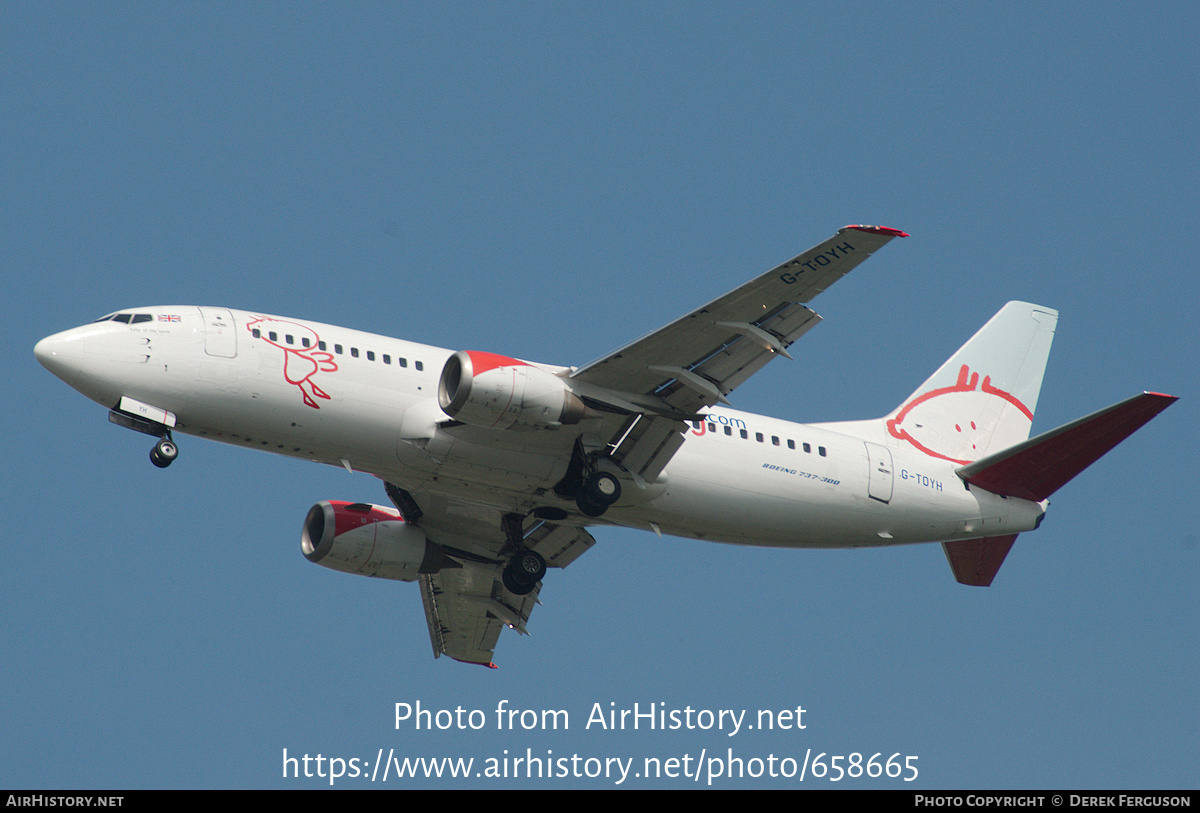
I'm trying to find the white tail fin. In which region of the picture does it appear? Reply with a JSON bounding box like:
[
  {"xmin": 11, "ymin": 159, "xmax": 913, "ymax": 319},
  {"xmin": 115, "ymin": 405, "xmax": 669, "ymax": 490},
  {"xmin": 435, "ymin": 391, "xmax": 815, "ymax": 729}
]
[
  {"xmin": 825, "ymin": 302, "xmax": 1059, "ymax": 463},
  {"xmin": 882, "ymin": 302, "xmax": 1058, "ymax": 464}
]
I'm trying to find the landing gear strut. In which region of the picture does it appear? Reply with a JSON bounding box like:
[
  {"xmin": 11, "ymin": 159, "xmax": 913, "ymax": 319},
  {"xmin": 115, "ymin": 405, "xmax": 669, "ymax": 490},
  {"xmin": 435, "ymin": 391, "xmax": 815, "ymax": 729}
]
[
  {"xmin": 149, "ymin": 435, "xmax": 178, "ymax": 468},
  {"xmin": 503, "ymin": 548, "xmax": 546, "ymax": 596}
]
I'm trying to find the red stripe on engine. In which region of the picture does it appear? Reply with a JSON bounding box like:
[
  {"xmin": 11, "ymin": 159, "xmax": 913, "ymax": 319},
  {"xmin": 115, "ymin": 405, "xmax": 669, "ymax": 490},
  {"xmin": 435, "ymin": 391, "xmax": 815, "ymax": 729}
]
[
  {"xmin": 465, "ymin": 351, "xmax": 526, "ymax": 375},
  {"xmin": 328, "ymin": 501, "xmax": 401, "ymax": 537}
]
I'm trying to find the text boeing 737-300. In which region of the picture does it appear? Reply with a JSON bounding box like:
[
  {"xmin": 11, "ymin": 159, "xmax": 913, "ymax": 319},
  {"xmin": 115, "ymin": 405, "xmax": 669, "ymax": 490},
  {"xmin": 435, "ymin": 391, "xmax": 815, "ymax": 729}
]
[{"xmin": 34, "ymin": 226, "xmax": 1176, "ymax": 667}]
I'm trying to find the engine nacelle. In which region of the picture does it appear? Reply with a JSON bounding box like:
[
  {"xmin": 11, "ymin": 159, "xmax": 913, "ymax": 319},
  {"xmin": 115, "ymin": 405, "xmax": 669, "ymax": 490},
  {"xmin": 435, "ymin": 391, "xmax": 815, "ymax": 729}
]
[
  {"xmin": 302, "ymin": 501, "xmax": 446, "ymax": 582},
  {"xmin": 438, "ymin": 350, "xmax": 587, "ymax": 430}
]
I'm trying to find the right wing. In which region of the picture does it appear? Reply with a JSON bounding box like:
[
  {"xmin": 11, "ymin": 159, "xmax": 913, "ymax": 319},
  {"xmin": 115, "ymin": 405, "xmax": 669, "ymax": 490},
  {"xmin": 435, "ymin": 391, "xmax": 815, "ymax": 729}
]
[{"xmin": 570, "ymin": 226, "xmax": 907, "ymax": 481}]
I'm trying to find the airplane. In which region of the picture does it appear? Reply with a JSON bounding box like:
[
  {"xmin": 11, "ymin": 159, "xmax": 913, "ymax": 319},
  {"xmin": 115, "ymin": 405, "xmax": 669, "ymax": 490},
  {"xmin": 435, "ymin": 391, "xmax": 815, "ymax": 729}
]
[{"xmin": 34, "ymin": 225, "xmax": 1176, "ymax": 668}]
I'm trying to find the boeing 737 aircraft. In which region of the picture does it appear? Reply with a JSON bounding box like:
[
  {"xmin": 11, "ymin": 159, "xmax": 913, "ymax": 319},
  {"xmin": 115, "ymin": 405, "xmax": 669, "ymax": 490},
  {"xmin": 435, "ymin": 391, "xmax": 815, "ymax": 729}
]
[{"xmin": 34, "ymin": 226, "xmax": 1176, "ymax": 667}]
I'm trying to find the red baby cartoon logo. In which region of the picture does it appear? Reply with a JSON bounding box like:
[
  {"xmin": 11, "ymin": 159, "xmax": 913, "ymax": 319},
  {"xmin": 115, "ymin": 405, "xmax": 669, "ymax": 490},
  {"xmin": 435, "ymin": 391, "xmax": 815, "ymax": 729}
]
[
  {"xmin": 245, "ymin": 316, "xmax": 338, "ymax": 409},
  {"xmin": 886, "ymin": 364, "xmax": 1033, "ymax": 464}
]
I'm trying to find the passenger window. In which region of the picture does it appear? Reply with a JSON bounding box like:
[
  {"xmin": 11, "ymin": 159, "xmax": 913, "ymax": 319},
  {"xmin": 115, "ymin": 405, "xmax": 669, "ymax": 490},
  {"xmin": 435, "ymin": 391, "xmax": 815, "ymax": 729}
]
[
  {"xmin": 302, "ymin": 337, "xmax": 310, "ymax": 348},
  {"xmin": 269, "ymin": 332, "xmax": 277, "ymax": 342},
  {"xmin": 803, "ymin": 443, "xmax": 811, "ymax": 453},
  {"xmin": 755, "ymin": 432, "xmax": 763, "ymax": 442},
  {"xmin": 787, "ymin": 439, "xmax": 795, "ymax": 450},
  {"xmin": 252, "ymin": 329, "xmax": 261, "ymax": 339},
  {"xmin": 367, "ymin": 351, "xmax": 375, "ymax": 361},
  {"xmin": 351, "ymin": 347, "xmax": 359, "ymax": 358},
  {"xmin": 335, "ymin": 344, "xmax": 343, "ymax": 355},
  {"xmin": 739, "ymin": 429, "xmax": 748, "ymax": 439},
  {"xmin": 772, "ymin": 436, "xmax": 780, "ymax": 446},
  {"xmin": 724, "ymin": 426, "xmax": 732, "ymax": 436},
  {"xmin": 415, "ymin": 361, "xmax": 424, "ymax": 371},
  {"xmin": 819, "ymin": 446, "xmax": 827, "ymax": 457},
  {"xmin": 318, "ymin": 341, "xmax": 327, "ymax": 351},
  {"xmin": 383, "ymin": 354, "xmax": 391, "ymax": 364},
  {"xmin": 708, "ymin": 423, "xmax": 716, "ymax": 433},
  {"xmin": 398, "ymin": 358, "xmax": 407, "ymax": 368},
  {"xmin": 286, "ymin": 335, "xmax": 294, "ymax": 345}
]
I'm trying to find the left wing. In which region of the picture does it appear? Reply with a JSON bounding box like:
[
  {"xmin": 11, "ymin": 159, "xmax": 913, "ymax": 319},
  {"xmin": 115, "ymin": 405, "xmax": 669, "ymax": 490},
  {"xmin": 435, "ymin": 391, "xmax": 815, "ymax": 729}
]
[
  {"xmin": 419, "ymin": 569, "xmax": 541, "ymax": 668},
  {"xmin": 388, "ymin": 485, "xmax": 595, "ymax": 667},
  {"xmin": 570, "ymin": 225, "xmax": 906, "ymax": 480}
]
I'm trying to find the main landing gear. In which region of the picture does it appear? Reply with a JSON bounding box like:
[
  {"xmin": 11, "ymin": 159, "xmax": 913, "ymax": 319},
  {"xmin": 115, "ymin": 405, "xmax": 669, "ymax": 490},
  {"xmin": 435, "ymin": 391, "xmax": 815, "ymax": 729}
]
[
  {"xmin": 553, "ymin": 439, "xmax": 624, "ymax": 518},
  {"xmin": 502, "ymin": 548, "xmax": 547, "ymax": 596},
  {"xmin": 575, "ymin": 471, "xmax": 622, "ymax": 517},
  {"xmin": 499, "ymin": 470, "xmax": 621, "ymax": 596},
  {"xmin": 499, "ymin": 512, "xmax": 547, "ymax": 596},
  {"xmin": 149, "ymin": 434, "xmax": 178, "ymax": 468}
]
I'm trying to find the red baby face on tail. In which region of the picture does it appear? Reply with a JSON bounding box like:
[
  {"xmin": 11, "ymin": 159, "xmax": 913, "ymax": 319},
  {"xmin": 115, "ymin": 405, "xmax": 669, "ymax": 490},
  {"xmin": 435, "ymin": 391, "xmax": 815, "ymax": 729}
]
[{"xmin": 886, "ymin": 365, "xmax": 1032, "ymax": 464}]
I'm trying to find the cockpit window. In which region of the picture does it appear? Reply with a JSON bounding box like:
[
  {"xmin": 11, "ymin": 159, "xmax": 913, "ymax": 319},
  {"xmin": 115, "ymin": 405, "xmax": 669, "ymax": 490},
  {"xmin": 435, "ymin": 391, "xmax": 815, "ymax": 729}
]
[{"xmin": 93, "ymin": 312, "xmax": 153, "ymax": 324}]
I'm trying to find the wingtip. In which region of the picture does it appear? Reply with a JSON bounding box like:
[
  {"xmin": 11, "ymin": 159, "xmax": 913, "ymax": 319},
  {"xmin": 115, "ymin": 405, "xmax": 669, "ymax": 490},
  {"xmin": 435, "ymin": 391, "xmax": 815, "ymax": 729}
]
[{"xmin": 844, "ymin": 224, "xmax": 909, "ymax": 238}]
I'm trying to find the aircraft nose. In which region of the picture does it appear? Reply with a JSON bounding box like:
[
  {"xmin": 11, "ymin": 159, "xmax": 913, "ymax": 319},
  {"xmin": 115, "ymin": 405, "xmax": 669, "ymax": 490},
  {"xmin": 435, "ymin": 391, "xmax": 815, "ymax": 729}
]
[{"xmin": 34, "ymin": 330, "xmax": 84, "ymax": 386}]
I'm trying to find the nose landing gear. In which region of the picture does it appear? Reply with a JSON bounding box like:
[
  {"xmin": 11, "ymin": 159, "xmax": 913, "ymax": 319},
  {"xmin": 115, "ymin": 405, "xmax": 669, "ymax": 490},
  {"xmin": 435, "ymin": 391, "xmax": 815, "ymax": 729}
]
[
  {"xmin": 107, "ymin": 398, "xmax": 180, "ymax": 469},
  {"xmin": 150, "ymin": 435, "xmax": 178, "ymax": 468}
]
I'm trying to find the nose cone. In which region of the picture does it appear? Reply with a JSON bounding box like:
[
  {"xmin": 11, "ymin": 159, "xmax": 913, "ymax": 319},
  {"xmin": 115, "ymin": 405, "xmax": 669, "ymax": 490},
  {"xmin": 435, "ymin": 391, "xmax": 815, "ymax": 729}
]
[{"xmin": 34, "ymin": 330, "xmax": 84, "ymax": 387}]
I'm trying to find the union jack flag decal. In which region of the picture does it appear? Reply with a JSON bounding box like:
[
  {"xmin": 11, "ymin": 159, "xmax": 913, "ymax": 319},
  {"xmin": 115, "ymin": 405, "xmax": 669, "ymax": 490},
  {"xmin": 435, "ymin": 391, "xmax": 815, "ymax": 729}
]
[{"xmin": 158, "ymin": 314, "xmax": 181, "ymax": 322}]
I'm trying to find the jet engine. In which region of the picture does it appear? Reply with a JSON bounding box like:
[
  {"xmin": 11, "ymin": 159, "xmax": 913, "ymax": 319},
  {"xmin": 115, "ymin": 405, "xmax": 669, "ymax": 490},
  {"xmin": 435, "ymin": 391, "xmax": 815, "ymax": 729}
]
[
  {"xmin": 438, "ymin": 350, "xmax": 587, "ymax": 430},
  {"xmin": 301, "ymin": 501, "xmax": 452, "ymax": 581}
]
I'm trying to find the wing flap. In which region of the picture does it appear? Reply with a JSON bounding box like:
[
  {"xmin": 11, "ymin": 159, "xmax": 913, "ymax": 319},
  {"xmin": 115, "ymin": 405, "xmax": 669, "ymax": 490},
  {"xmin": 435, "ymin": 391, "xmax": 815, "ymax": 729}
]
[
  {"xmin": 420, "ymin": 565, "xmax": 541, "ymax": 667},
  {"xmin": 523, "ymin": 521, "xmax": 596, "ymax": 569},
  {"xmin": 611, "ymin": 415, "xmax": 688, "ymax": 481}
]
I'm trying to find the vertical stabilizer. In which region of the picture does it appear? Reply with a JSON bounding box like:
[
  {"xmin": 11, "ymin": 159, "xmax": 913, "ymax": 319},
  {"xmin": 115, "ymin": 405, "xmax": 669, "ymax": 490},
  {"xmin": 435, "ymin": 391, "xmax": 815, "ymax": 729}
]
[{"xmin": 883, "ymin": 302, "xmax": 1058, "ymax": 465}]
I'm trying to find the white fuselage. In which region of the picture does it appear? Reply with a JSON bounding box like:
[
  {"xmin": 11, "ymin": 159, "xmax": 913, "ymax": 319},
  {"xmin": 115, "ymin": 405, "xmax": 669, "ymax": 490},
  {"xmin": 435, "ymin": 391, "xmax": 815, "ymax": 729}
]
[{"xmin": 35, "ymin": 307, "xmax": 1046, "ymax": 552}]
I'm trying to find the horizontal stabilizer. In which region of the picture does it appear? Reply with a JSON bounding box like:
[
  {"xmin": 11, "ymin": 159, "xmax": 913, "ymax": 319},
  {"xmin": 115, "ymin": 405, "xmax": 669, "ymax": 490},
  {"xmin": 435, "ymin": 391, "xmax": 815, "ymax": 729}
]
[
  {"xmin": 942, "ymin": 534, "xmax": 1019, "ymax": 586},
  {"xmin": 956, "ymin": 392, "xmax": 1177, "ymax": 502}
]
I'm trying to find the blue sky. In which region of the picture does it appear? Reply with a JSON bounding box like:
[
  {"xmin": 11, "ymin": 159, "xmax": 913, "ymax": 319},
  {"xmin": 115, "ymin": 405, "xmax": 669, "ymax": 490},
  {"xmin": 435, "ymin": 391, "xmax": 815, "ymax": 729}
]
[{"xmin": 2, "ymin": 2, "xmax": 1196, "ymax": 789}]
